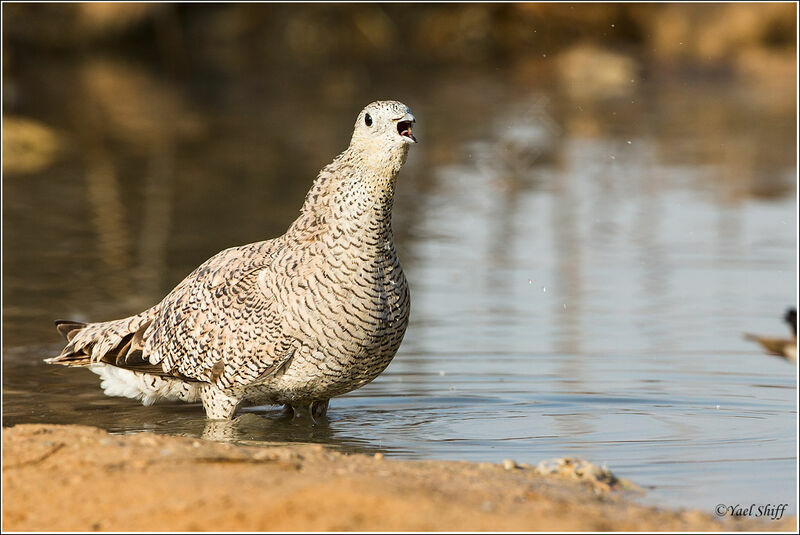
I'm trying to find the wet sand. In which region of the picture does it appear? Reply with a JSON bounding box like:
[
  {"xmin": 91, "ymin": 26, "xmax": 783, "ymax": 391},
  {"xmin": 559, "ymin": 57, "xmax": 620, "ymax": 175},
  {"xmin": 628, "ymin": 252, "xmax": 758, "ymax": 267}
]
[{"xmin": 3, "ymin": 424, "xmax": 794, "ymax": 531}]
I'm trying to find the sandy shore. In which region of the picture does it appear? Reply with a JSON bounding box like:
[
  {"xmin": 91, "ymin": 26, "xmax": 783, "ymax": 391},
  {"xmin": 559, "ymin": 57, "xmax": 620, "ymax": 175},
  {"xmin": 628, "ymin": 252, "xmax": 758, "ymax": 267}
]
[{"xmin": 2, "ymin": 424, "xmax": 794, "ymax": 532}]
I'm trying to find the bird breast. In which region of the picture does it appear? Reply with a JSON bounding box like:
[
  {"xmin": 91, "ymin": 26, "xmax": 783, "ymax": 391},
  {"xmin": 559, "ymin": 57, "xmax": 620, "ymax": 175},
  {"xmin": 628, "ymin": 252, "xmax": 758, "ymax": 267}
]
[{"xmin": 274, "ymin": 224, "xmax": 409, "ymax": 360}]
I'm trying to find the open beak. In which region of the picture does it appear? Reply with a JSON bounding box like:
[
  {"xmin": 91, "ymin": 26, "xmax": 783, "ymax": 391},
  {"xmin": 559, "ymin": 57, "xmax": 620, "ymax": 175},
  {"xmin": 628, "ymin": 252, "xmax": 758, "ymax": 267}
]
[{"xmin": 397, "ymin": 113, "xmax": 417, "ymax": 143}]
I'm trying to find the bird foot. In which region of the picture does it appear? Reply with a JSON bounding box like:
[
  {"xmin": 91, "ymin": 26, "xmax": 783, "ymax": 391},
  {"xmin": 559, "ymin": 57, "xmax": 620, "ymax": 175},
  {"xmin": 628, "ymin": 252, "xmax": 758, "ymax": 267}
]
[{"xmin": 284, "ymin": 400, "xmax": 329, "ymax": 423}]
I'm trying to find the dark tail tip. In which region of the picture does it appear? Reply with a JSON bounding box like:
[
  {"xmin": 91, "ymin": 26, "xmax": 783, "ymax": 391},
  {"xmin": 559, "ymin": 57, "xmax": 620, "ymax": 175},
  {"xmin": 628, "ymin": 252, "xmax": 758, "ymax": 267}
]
[
  {"xmin": 784, "ymin": 308, "xmax": 797, "ymax": 337},
  {"xmin": 54, "ymin": 320, "xmax": 87, "ymax": 341}
]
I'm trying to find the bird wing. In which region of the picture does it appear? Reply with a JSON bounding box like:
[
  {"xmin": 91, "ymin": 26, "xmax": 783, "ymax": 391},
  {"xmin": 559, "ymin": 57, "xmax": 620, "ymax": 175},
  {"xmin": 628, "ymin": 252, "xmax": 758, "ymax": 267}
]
[{"xmin": 141, "ymin": 240, "xmax": 295, "ymax": 389}]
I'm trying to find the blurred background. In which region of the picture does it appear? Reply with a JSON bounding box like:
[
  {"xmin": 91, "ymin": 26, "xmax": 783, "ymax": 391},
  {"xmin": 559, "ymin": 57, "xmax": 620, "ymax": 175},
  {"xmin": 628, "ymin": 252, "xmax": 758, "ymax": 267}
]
[{"xmin": 3, "ymin": 2, "xmax": 797, "ymax": 515}]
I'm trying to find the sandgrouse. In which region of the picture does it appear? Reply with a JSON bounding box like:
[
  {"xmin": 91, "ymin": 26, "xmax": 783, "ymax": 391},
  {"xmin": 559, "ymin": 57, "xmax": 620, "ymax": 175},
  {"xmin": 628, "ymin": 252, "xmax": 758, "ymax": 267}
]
[{"xmin": 47, "ymin": 100, "xmax": 416, "ymax": 419}]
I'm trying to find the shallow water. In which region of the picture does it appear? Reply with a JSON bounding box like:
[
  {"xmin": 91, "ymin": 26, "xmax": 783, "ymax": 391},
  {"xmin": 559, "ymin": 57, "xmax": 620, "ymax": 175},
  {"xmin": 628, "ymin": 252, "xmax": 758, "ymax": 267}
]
[{"xmin": 3, "ymin": 56, "xmax": 797, "ymax": 515}]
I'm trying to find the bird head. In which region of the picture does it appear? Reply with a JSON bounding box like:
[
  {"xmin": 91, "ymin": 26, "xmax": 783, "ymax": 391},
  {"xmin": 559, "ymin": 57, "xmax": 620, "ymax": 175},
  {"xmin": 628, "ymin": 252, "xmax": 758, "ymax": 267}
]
[{"xmin": 348, "ymin": 101, "xmax": 417, "ymax": 169}]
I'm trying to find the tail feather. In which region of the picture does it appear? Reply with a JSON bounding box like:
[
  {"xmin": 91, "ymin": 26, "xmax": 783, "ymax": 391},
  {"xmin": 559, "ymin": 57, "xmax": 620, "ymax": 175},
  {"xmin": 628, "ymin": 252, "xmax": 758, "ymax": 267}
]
[
  {"xmin": 54, "ymin": 320, "xmax": 87, "ymax": 342},
  {"xmin": 48, "ymin": 314, "xmax": 199, "ymax": 382},
  {"xmin": 48, "ymin": 313, "xmax": 202, "ymax": 407},
  {"xmin": 48, "ymin": 316, "xmax": 141, "ymax": 367},
  {"xmin": 44, "ymin": 352, "xmax": 92, "ymax": 366},
  {"xmin": 114, "ymin": 335, "xmax": 134, "ymax": 365}
]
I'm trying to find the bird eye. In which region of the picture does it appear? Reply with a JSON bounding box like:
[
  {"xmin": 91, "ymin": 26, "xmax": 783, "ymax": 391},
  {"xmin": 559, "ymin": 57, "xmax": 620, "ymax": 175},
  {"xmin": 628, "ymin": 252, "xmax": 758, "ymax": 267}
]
[{"xmin": 364, "ymin": 113, "xmax": 372, "ymax": 126}]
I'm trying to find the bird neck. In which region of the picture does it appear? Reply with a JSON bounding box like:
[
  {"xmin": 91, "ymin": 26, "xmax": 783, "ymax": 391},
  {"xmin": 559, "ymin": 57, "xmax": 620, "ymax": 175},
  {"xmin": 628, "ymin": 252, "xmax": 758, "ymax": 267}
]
[
  {"xmin": 348, "ymin": 142, "xmax": 409, "ymax": 180},
  {"xmin": 290, "ymin": 146, "xmax": 406, "ymax": 240}
]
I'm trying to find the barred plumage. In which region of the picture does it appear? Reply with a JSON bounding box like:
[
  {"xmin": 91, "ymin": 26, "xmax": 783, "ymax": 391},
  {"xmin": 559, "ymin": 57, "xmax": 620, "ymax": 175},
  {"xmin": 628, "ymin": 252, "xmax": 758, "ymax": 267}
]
[{"xmin": 47, "ymin": 100, "xmax": 416, "ymax": 419}]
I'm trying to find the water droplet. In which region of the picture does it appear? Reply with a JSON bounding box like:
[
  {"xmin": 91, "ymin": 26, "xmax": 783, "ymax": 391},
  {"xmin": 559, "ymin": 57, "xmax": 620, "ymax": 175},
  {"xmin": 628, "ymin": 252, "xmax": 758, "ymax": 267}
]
[
  {"xmin": 541, "ymin": 286, "xmax": 547, "ymax": 293},
  {"xmin": 627, "ymin": 140, "xmax": 632, "ymax": 145},
  {"xmin": 609, "ymin": 155, "xmax": 616, "ymax": 160},
  {"xmin": 563, "ymin": 303, "xmax": 567, "ymax": 310},
  {"xmin": 528, "ymin": 279, "xmax": 532, "ymax": 285},
  {"xmin": 715, "ymin": 405, "xmax": 720, "ymax": 410},
  {"xmin": 611, "ymin": 24, "xmax": 615, "ymax": 28}
]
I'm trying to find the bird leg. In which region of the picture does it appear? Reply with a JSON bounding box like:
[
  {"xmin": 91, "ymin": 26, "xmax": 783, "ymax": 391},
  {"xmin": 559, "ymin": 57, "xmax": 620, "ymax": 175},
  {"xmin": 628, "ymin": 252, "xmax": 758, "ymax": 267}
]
[
  {"xmin": 201, "ymin": 385, "xmax": 242, "ymax": 420},
  {"xmin": 287, "ymin": 400, "xmax": 330, "ymax": 423},
  {"xmin": 311, "ymin": 399, "xmax": 329, "ymax": 418}
]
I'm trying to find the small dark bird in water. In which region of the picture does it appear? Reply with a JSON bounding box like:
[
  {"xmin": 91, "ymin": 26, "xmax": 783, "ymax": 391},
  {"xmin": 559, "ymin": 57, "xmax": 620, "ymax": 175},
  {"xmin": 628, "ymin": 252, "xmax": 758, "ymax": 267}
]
[
  {"xmin": 744, "ymin": 307, "xmax": 797, "ymax": 363},
  {"xmin": 47, "ymin": 100, "xmax": 417, "ymax": 419}
]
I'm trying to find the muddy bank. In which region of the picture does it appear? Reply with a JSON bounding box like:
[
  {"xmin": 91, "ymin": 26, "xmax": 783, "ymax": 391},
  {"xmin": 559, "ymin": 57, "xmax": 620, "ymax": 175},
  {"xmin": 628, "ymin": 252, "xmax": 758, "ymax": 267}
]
[{"xmin": 2, "ymin": 424, "xmax": 793, "ymax": 532}]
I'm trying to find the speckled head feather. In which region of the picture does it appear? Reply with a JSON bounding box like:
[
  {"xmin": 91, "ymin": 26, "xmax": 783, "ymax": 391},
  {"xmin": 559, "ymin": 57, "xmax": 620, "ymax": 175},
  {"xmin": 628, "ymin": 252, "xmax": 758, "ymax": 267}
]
[
  {"xmin": 347, "ymin": 100, "xmax": 416, "ymax": 177},
  {"xmin": 351, "ymin": 100, "xmax": 416, "ymax": 147}
]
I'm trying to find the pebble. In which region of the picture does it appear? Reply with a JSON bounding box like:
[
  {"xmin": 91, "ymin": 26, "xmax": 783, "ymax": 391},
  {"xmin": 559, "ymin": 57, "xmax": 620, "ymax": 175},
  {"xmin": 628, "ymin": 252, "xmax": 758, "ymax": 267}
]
[
  {"xmin": 502, "ymin": 459, "xmax": 518, "ymax": 471},
  {"xmin": 374, "ymin": 452, "xmax": 384, "ymax": 461}
]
